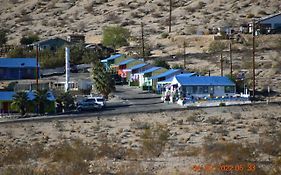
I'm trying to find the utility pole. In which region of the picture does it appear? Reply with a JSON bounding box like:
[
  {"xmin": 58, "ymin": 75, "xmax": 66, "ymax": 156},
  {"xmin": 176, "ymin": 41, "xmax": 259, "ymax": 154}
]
[
  {"xmin": 141, "ymin": 22, "xmax": 145, "ymax": 61},
  {"xmin": 169, "ymin": 0, "xmax": 172, "ymax": 33},
  {"xmin": 220, "ymin": 52, "xmax": 224, "ymax": 76},
  {"xmin": 36, "ymin": 45, "xmax": 39, "ymax": 91},
  {"xmin": 252, "ymin": 19, "xmax": 256, "ymax": 99},
  {"xmin": 183, "ymin": 41, "xmax": 186, "ymax": 69},
  {"xmin": 229, "ymin": 42, "xmax": 233, "ymax": 78}
]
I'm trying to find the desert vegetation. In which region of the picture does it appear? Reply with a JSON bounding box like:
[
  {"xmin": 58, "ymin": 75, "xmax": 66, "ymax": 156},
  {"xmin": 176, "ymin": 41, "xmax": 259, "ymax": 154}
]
[{"xmin": 0, "ymin": 104, "xmax": 280, "ymax": 174}]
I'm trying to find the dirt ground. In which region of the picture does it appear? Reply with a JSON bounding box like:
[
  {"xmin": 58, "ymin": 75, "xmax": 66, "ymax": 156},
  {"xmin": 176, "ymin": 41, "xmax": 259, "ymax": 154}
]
[{"xmin": 0, "ymin": 103, "xmax": 280, "ymax": 174}]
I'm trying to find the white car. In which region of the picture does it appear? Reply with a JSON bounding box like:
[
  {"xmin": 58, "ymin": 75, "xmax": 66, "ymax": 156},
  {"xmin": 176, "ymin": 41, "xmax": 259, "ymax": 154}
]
[{"xmin": 78, "ymin": 97, "xmax": 106, "ymax": 108}]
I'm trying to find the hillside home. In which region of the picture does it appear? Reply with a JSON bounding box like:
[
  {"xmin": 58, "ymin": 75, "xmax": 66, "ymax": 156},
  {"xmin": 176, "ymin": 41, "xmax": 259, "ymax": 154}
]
[
  {"xmin": 0, "ymin": 58, "xmax": 39, "ymax": 80},
  {"xmin": 30, "ymin": 37, "xmax": 69, "ymax": 51},
  {"xmin": 157, "ymin": 73, "xmax": 197, "ymax": 93},
  {"xmin": 149, "ymin": 69, "xmax": 185, "ymax": 92},
  {"xmin": 170, "ymin": 76, "xmax": 236, "ymax": 98},
  {"xmin": 249, "ymin": 12, "xmax": 281, "ymax": 34}
]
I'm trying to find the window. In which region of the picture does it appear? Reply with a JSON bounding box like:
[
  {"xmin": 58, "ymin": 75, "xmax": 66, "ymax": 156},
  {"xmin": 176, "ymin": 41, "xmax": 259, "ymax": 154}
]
[{"xmin": 225, "ymin": 86, "xmax": 235, "ymax": 93}]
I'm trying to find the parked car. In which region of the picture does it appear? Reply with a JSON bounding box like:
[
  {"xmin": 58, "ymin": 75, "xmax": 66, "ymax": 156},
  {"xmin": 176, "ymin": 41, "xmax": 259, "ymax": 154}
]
[
  {"xmin": 77, "ymin": 97, "xmax": 106, "ymax": 108},
  {"xmin": 77, "ymin": 102, "xmax": 102, "ymax": 112}
]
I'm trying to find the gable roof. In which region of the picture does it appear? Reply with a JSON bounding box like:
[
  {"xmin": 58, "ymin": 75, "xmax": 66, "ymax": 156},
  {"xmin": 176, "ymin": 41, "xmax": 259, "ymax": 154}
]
[
  {"xmin": 0, "ymin": 58, "xmax": 39, "ymax": 68},
  {"xmin": 117, "ymin": 58, "xmax": 135, "ymax": 66},
  {"xmin": 150, "ymin": 69, "xmax": 181, "ymax": 80},
  {"xmin": 176, "ymin": 76, "xmax": 235, "ymax": 86},
  {"xmin": 138, "ymin": 67, "xmax": 161, "ymax": 74},
  {"xmin": 31, "ymin": 37, "xmax": 69, "ymax": 45},
  {"xmin": 128, "ymin": 63, "xmax": 147, "ymax": 70},
  {"xmin": 258, "ymin": 12, "xmax": 281, "ymax": 22},
  {"xmin": 101, "ymin": 54, "xmax": 123, "ymax": 63}
]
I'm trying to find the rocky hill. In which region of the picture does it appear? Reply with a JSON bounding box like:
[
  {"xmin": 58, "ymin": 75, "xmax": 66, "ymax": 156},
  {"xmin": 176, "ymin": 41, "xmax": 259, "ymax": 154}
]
[{"xmin": 1, "ymin": 0, "xmax": 281, "ymax": 45}]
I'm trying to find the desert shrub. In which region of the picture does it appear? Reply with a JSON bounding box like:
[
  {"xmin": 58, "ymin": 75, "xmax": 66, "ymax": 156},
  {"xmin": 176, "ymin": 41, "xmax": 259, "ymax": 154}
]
[
  {"xmin": 174, "ymin": 146, "xmax": 201, "ymax": 157},
  {"xmin": 208, "ymin": 40, "xmax": 227, "ymax": 53},
  {"xmin": 153, "ymin": 59, "xmax": 170, "ymax": 69},
  {"xmin": 20, "ymin": 34, "xmax": 39, "ymax": 45},
  {"xmin": 140, "ymin": 124, "xmax": 169, "ymax": 157},
  {"xmin": 206, "ymin": 116, "xmax": 225, "ymax": 125},
  {"xmin": 161, "ymin": 32, "xmax": 169, "ymax": 39},
  {"xmin": 130, "ymin": 120, "xmax": 151, "ymax": 130}
]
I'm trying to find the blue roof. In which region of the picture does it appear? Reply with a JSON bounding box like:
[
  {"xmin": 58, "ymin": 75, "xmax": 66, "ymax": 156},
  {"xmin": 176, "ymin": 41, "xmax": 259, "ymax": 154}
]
[
  {"xmin": 0, "ymin": 92, "xmax": 15, "ymax": 101},
  {"xmin": 0, "ymin": 91, "xmax": 55, "ymax": 101},
  {"xmin": 176, "ymin": 76, "xmax": 235, "ymax": 86},
  {"xmin": 139, "ymin": 67, "xmax": 161, "ymax": 74},
  {"xmin": 150, "ymin": 69, "xmax": 181, "ymax": 80},
  {"xmin": 128, "ymin": 63, "xmax": 147, "ymax": 70},
  {"xmin": 117, "ymin": 58, "xmax": 135, "ymax": 66},
  {"xmin": 0, "ymin": 58, "xmax": 39, "ymax": 68},
  {"xmin": 101, "ymin": 54, "xmax": 123, "ymax": 63},
  {"xmin": 157, "ymin": 73, "xmax": 196, "ymax": 84}
]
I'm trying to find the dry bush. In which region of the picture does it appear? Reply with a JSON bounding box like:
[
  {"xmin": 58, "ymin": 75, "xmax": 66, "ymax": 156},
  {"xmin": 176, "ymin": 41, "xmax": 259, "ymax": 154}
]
[
  {"xmin": 174, "ymin": 146, "xmax": 201, "ymax": 157},
  {"xmin": 116, "ymin": 162, "xmax": 154, "ymax": 175},
  {"xmin": 186, "ymin": 111, "xmax": 205, "ymax": 123},
  {"xmin": 140, "ymin": 124, "xmax": 169, "ymax": 158},
  {"xmin": 130, "ymin": 120, "xmax": 151, "ymax": 130},
  {"xmin": 205, "ymin": 116, "xmax": 225, "ymax": 125}
]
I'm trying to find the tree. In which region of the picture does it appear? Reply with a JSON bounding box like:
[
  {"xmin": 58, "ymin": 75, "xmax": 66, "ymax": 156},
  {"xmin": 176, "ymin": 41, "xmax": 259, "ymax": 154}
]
[
  {"xmin": 92, "ymin": 61, "xmax": 115, "ymax": 99},
  {"xmin": 56, "ymin": 92, "xmax": 75, "ymax": 113},
  {"xmin": 12, "ymin": 91, "xmax": 29, "ymax": 117},
  {"xmin": 102, "ymin": 25, "xmax": 130, "ymax": 49},
  {"xmin": 20, "ymin": 34, "xmax": 39, "ymax": 45},
  {"xmin": 0, "ymin": 29, "xmax": 8, "ymax": 47},
  {"xmin": 208, "ymin": 40, "xmax": 227, "ymax": 53},
  {"xmin": 153, "ymin": 59, "xmax": 170, "ymax": 69},
  {"xmin": 35, "ymin": 89, "xmax": 50, "ymax": 115}
]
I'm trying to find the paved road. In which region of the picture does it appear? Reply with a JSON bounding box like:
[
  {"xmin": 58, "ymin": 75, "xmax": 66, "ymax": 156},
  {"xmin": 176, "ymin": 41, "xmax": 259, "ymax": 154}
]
[{"xmin": 0, "ymin": 85, "xmax": 183, "ymax": 123}]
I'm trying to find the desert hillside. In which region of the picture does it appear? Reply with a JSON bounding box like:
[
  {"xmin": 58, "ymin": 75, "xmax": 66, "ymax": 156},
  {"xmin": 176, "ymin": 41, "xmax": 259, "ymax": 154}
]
[{"xmin": 1, "ymin": 0, "xmax": 281, "ymax": 44}]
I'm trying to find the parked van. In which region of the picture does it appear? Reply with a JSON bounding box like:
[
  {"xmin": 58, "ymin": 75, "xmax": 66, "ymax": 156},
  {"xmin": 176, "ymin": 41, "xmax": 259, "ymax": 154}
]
[{"xmin": 77, "ymin": 96, "xmax": 106, "ymax": 108}]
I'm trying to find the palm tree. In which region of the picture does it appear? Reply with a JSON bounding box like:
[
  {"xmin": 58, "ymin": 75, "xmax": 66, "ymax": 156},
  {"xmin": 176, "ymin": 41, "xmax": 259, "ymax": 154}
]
[
  {"xmin": 56, "ymin": 92, "xmax": 75, "ymax": 112},
  {"xmin": 35, "ymin": 89, "xmax": 50, "ymax": 115},
  {"xmin": 12, "ymin": 91, "xmax": 29, "ymax": 117}
]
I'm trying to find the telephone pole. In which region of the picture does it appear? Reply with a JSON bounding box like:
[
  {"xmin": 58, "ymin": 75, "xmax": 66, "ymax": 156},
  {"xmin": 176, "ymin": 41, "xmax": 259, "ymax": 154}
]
[
  {"xmin": 183, "ymin": 41, "xmax": 186, "ymax": 69},
  {"xmin": 220, "ymin": 52, "xmax": 224, "ymax": 76},
  {"xmin": 169, "ymin": 0, "xmax": 172, "ymax": 33},
  {"xmin": 252, "ymin": 20, "xmax": 256, "ymax": 99},
  {"xmin": 141, "ymin": 22, "xmax": 145, "ymax": 61},
  {"xmin": 36, "ymin": 45, "xmax": 39, "ymax": 91},
  {"xmin": 229, "ymin": 42, "xmax": 233, "ymax": 78}
]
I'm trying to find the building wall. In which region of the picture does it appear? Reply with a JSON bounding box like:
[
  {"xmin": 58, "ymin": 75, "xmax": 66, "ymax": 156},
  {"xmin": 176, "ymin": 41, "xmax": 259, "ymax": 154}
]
[
  {"xmin": 0, "ymin": 67, "xmax": 38, "ymax": 80},
  {"xmin": 182, "ymin": 85, "xmax": 235, "ymax": 98}
]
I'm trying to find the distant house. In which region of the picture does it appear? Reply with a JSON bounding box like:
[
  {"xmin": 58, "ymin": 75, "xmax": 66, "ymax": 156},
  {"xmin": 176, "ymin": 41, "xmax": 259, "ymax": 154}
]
[
  {"xmin": 124, "ymin": 63, "xmax": 152, "ymax": 86},
  {"xmin": 101, "ymin": 54, "xmax": 124, "ymax": 71},
  {"xmin": 248, "ymin": 12, "xmax": 281, "ymax": 34},
  {"xmin": 133, "ymin": 67, "xmax": 167, "ymax": 90},
  {"xmin": 67, "ymin": 34, "xmax": 85, "ymax": 44},
  {"xmin": 114, "ymin": 58, "xmax": 136, "ymax": 78},
  {"xmin": 0, "ymin": 58, "xmax": 39, "ymax": 80},
  {"xmin": 171, "ymin": 76, "xmax": 236, "ymax": 98},
  {"xmin": 30, "ymin": 37, "xmax": 69, "ymax": 51},
  {"xmin": 0, "ymin": 91, "xmax": 55, "ymax": 113},
  {"xmin": 150, "ymin": 69, "xmax": 185, "ymax": 92}
]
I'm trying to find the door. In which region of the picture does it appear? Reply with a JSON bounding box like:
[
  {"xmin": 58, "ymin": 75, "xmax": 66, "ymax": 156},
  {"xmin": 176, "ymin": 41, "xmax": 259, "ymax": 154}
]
[{"xmin": 3, "ymin": 102, "xmax": 9, "ymax": 113}]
